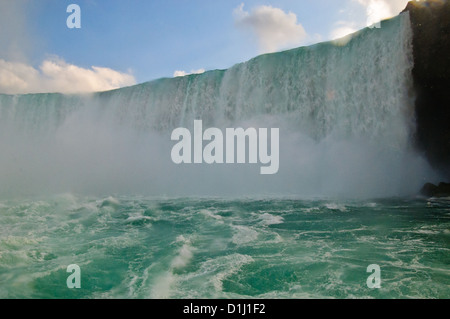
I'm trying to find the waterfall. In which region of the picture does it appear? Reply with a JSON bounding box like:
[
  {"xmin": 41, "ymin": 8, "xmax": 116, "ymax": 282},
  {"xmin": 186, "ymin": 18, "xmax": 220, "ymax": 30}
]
[{"xmin": 0, "ymin": 13, "xmax": 438, "ymax": 198}]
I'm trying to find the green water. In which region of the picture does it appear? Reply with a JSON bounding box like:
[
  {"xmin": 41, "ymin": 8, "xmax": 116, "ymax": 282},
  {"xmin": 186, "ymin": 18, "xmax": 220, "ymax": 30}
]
[{"xmin": 0, "ymin": 195, "xmax": 448, "ymax": 299}]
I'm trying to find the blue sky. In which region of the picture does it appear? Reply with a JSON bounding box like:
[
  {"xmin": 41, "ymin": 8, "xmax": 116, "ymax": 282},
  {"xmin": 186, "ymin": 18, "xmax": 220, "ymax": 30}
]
[{"xmin": 0, "ymin": 0, "xmax": 411, "ymax": 93}]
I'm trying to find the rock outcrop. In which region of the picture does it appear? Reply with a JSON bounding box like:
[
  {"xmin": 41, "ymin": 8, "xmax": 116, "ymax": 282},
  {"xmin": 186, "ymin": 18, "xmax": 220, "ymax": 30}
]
[
  {"xmin": 403, "ymin": 0, "xmax": 450, "ymax": 179},
  {"xmin": 420, "ymin": 182, "xmax": 450, "ymax": 197}
]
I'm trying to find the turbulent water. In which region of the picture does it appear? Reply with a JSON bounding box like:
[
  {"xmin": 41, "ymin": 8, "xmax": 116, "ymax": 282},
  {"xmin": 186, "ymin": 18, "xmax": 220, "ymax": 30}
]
[
  {"xmin": 0, "ymin": 195, "xmax": 449, "ymax": 299},
  {"xmin": 0, "ymin": 13, "xmax": 449, "ymax": 299}
]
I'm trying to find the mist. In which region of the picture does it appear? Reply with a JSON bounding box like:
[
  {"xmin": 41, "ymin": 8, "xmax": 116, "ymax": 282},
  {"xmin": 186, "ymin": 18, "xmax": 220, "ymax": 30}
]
[
  {"xmin": 0, "ymin": 12, "xmax": 440, "ymax": 199},
  {"xmin": 0, "ymin": 98, "xmax": 438, "ymax": 199},
  {"xmin": 0, "ymin": 0, "xmax": 33, "ymax": 62}
]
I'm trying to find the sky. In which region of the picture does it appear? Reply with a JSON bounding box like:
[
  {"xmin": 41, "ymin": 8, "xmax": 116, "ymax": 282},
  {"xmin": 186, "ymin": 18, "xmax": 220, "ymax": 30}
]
[{"xmin": 0, "ymin": 0, "xmax": 413, "ymax": 94}]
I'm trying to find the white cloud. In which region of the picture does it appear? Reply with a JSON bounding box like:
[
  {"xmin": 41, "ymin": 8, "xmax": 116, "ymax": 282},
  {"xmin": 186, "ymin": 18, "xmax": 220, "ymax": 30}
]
[
  {"xmin": 330, "ymin": 21, "xmax": 358, "ymax": 40},
  {"xmin": 0, "ymin": 1, "xmax": 135, "ymax": 95},
  {"xmin": 355, "ymin": 0, "xmax": 410, "ymax": 27},
  {"xmin": 234, "ymin": 3, "xmax": 307, "ymax": 53},
  {"xmin": 0, "ymin": 57, "xmax": 136, "ymax": 94},
  {"xmin": 329, "ymin": 0, "xmax": 410, "ymax": 42},
  {"xmin": 173, "ymin": 69, "xmax": 205, "ymax": 77}
]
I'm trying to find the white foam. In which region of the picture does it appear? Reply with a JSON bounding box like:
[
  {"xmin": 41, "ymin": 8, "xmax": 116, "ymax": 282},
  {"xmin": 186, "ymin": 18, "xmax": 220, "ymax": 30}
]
[
  {"xmin": 199, "ymin": 209, "xmax": 223, "ymax": 222},
  {"xmin": 125, "ymin": 213, "xmax": 153, "ymax": 223},
  {"xmin": 148, "ymin": 236, "xmax": 196, "ymax": 298},
  {"xmin": 203, "ymin": 254, "xmax": 254, "ymax": 293},
  {"xmin": 150, "ymin": 271, "xmax": 177, "ymax": 299},
  {"xmin": 171, "ymin": 243, "xmax": 194, "ymax": 270},
  {"xmin": 303, "ymin": 207, "xmax": 321, "ymax": 213},
  {"xmin": 324, "ymin": 203, "xmax": 348, "ymax": 212},
  {"xmin": 98, "ymin": 196, "xmax": 120, "ymax": 208},
  {"xmin": 231, "ymin": 225, "xmax": 258, "ymax": 245},
  {"xmin": 258, "ymin": 213, "xmax": 284, "ymax": 225}
]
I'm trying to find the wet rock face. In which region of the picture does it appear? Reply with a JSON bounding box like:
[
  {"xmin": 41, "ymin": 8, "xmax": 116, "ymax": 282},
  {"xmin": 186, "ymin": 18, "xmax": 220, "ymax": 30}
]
[
  {"xmin": 403, "ymin": 0, "xmax": 450, "ymax": 179},
  {"xmin": 421, "ymin": 182, "xmax": 450, "ymax": 197}
]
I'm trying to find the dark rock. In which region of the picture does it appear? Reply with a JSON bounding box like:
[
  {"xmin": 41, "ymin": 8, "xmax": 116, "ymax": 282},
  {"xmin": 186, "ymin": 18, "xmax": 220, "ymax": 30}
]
[
  {"xmin": 420, "ymin": 182, "xmax": 450, "ymax": 197},
  {"xmin": 403, "ymin": 0, "xmax": 450, "ymax": 179},
  {"xmin": 420, "ymin": 183, "xmax": 438, "ymax": 197}
]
